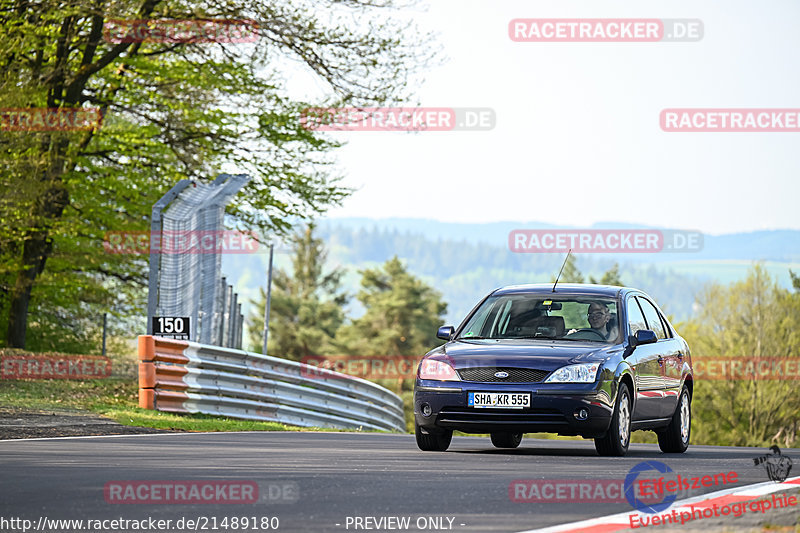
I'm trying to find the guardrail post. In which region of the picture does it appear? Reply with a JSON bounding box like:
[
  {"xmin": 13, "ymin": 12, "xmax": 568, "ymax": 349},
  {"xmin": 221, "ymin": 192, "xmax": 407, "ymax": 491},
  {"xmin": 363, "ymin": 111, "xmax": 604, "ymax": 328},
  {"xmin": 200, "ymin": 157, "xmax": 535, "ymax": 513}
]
[
  {"xmin": 236, "ymin": 305, "xmax": 243, "ymax": 349},
  {"xmin": 138, "ymin": 335, "xmax": 156, "ymax": 410},
  {"xmin": 228, "ymin": 292, "xmax": 238, "ymax": 349}
]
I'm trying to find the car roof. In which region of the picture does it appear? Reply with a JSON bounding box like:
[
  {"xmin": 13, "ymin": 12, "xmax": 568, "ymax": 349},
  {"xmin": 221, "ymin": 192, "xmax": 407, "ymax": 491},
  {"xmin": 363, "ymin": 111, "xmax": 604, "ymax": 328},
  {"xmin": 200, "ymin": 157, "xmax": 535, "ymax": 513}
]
[{"xmin": 491, "ymin": 283, "xmax": 628, "ymax": 298}]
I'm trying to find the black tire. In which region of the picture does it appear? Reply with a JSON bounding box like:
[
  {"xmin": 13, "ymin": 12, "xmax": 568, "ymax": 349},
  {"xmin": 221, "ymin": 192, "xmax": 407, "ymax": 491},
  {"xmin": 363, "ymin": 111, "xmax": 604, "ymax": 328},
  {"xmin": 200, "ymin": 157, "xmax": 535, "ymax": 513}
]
[
  {"xmin": 415, "ymin": 422, "xmax": 452, "ymax": 451},
  {"xmin": 491, "ymin": 432, "xmax": 523, "ymax": 449},
  {"xmin": 595, "ymin": 382, "xmax": 632, "ymax": 457},
  {"xmin": 658, "ymin": 386, "xmax": 691, "ymax": 453}
]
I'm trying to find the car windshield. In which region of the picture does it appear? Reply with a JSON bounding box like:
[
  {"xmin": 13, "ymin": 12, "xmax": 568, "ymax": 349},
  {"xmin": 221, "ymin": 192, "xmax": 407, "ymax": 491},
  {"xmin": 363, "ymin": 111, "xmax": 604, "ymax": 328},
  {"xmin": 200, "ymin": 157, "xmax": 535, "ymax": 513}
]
[{"xmin": 458, "ymin": 294, "xmax": 620, "ymax": 343}]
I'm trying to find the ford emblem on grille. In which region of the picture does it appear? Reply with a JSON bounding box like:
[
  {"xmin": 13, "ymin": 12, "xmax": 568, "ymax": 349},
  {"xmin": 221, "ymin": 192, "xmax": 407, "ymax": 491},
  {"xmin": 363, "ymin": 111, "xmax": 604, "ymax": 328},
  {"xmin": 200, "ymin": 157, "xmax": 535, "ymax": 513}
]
[{"xmin": 494, "ymin": 371, "xmax": 509, "ymax": 379}]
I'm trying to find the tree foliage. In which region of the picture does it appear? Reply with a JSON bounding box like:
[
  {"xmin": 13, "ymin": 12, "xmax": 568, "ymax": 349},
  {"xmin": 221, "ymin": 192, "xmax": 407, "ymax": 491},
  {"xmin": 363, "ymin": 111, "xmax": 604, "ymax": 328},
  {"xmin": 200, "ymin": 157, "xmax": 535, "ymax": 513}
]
[
  {"xmin": 335, "ymin": 255, "xmax": 447, "ymax": 421},
  {"xmin": 552, "ymin": 254, "xmax": 622, "ymax": 286},
  {"xmin": 335, "ymin": 256, "xmax": 447, "ymax": 359},
  {"xmin": 0, "ymin": 0, "xmax": 435, "ymax": 348},
  {"xmin": 247, "ymin": 225, "xmax": 347, "ymax": 360},
  {"xmin": 676, "ymin": 265, "xmax": 800, "ymax": 447},
  {"xmin": 590, "ymin": 263, "xmax": 622, "ymax": 286},
  {"xmin": 555, "ymin": 253, "xmax": 584, "ymax": 284}
]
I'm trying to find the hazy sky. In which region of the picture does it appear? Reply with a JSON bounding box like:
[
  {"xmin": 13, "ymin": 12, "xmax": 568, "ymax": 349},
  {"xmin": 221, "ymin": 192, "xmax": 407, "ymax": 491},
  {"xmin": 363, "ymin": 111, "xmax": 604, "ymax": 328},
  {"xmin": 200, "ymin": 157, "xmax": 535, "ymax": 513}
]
[{"xmin": 299, "ymin": 0, "xmax": 800, "ymax": 235}]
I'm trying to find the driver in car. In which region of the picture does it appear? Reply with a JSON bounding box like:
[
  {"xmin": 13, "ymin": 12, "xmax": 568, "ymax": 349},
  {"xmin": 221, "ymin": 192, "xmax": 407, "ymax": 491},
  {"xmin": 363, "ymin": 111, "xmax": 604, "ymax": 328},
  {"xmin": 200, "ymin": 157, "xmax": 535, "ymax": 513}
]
[{"xmin": 587, "ymin": 302, "xmax": 619, "ymax": 341}]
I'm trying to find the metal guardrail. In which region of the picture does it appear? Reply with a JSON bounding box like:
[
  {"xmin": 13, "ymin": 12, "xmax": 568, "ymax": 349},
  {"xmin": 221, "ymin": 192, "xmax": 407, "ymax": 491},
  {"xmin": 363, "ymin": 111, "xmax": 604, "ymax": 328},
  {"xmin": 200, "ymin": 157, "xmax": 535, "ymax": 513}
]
[{"xmin": 138, "ymin": 336, "xmax": 406, "ymax": 432}]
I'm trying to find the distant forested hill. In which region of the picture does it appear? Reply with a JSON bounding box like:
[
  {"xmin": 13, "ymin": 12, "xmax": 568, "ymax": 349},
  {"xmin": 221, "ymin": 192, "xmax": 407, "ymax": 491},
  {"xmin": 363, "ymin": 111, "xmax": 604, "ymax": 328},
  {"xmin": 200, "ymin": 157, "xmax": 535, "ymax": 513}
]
[
  {"xmin": 317, "ymin": 223, "xmax": 704, "ymax": 323},
  {"xmin": 224, "ymin": 218, "xmax": 800, "ymax": 328}
]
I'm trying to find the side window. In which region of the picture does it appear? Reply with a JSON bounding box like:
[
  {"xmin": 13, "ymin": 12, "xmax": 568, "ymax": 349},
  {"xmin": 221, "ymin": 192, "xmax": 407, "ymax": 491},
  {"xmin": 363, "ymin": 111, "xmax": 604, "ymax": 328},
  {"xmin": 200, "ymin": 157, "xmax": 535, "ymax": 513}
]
[
  {"xmin": 626, "ymin": 297, "xmax": 647, "ymax": 336},
  {"xmin": 659, "ymin": 313, "xmax": 673, "ymax": 338},
  {"xmin": 637, "ymin": 297, "xmax": 667, "ymax": 340}
]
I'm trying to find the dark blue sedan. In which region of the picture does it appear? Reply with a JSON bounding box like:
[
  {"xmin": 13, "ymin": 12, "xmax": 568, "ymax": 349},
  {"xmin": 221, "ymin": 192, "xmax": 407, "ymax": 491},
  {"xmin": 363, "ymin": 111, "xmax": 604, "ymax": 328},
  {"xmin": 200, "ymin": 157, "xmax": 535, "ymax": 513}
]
[{"xmin": 413, "ymin": 284, "xmax": 693, "ymax": 456}]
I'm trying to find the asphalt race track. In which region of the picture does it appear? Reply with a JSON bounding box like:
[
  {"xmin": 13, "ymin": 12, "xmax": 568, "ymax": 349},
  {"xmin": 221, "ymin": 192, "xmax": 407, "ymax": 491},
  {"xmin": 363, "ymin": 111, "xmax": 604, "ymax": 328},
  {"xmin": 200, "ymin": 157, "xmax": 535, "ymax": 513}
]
[{"xmin": 0, "ymin": 432, "xmax": 795, "ymax": 533}]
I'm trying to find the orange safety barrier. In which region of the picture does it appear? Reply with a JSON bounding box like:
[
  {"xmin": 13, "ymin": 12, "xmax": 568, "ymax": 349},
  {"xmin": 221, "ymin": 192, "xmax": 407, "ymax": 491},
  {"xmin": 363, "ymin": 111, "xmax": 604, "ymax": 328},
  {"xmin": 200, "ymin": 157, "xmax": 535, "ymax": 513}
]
[
  {"xmin": 138, "ymin": 335, "xmax": 190, "ymax": 364},
  {"xmin": 138, "ymin": 335, "xmax": 190, "ymax": 411}
]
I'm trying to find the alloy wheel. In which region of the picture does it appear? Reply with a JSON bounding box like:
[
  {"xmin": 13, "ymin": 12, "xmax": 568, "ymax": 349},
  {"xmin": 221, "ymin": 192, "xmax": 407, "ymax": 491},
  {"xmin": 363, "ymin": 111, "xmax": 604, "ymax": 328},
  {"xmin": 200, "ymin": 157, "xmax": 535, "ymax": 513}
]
[{"xmin": 618, "ymin": 390, "xmax": 631, "ymax": 446}]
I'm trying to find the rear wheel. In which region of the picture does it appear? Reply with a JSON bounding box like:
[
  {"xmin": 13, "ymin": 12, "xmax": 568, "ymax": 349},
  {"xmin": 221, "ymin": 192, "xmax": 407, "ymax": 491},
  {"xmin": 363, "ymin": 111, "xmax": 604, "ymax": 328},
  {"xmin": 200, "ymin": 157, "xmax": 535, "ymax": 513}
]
[
  {"xmin": 658, "ymin": 386, "xmax": 691, "ymax": 453},
  {"xmin": 491, "ymin": 432, "xmax": 523, "ymax": 449},
  {"xmin": 595, "ymin": 382, "xmax": 631, "ymax": 457},
  {"xmin": 415, "ymin": 422, "xmax": 452, "ymax": 451}
]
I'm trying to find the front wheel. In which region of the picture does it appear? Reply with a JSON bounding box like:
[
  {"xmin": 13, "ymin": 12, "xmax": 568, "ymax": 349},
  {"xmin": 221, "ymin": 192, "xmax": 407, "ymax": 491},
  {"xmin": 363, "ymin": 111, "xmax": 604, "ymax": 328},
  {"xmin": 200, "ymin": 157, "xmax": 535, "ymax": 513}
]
[
  {"xmin": 658, "ymin": 386, "xmax": 691, "ymax": 453},
  {"xmin": 415, "ymin": 422, "xmax": 452, "ymax": 451},
  {"xmin": 491, "ymin": 432, "xmax": 523, "ymax": 448},
  {"xmin": 595, "ymin": 382, "xmax": 631, "ymax": 456}
]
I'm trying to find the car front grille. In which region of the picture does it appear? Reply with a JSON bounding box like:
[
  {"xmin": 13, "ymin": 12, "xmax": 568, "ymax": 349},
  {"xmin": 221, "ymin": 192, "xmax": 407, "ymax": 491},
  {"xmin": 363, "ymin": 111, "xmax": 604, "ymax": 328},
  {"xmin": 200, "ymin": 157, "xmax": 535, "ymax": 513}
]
[{"xmin": 457, "ymin": 367, "xmax": 549, "ymax": 383}]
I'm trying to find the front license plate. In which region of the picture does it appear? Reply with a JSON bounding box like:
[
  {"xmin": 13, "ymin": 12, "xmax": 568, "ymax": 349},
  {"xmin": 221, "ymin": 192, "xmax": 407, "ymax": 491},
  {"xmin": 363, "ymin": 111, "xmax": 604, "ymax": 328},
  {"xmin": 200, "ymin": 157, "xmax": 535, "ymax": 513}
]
[{"xmin": 468, "ymin": 392, "xmax": 530, "ymax": 409}]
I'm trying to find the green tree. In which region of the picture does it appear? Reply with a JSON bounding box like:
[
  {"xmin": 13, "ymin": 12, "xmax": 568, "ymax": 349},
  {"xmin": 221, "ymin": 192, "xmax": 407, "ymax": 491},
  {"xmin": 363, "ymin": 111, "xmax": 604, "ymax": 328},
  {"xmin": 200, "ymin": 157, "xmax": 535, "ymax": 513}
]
[
  {"xmin": 336, "ymin": 256, "xmax": 447, "ymax": 430},
  {"xmin": 552, "ymin": 255, "xmax": 623, "ymax": 286},
  {"xmin": 247, "ymin": 225, "xmax": 347, "ymax": 361},
  {"xmin": 589, "ymin": 263, "xmax": 623, "ymax": 286},
  {"xmin": 676, "ymin": 265, "xmax": 800, "ymax": 448},
  {"xmin": 0, "ymin": 1, "xmax": 435, "ymax": 348},
  {"xmin": 555, "ymin": 253, "xmax": 584, "ymax": 283},
  {"xmin": 335, "ymin": 256, "xmax": 447, "ymax": 359}
]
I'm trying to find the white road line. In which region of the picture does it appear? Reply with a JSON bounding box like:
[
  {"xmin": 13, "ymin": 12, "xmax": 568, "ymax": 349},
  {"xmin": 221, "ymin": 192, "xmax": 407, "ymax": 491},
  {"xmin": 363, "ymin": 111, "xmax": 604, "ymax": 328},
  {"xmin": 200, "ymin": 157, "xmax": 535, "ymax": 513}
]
[
  {"xmin": 0, "ymin": 429, "xmax": 376, "ymax": 442},
  {"xmin": 0, "ymin": 431, "xmax": 214, "ymax": 442}
]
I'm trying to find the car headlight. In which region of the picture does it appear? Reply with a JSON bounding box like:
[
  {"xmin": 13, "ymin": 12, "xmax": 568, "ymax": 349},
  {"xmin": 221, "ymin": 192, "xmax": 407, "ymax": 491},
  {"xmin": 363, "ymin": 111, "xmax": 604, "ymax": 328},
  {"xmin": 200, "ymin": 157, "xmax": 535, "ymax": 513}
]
[
  {"xmin": 418, "ymin": 359, "xmax": 460, "ymax": 381},
  {"xmin": 544, "ymin": 363, "xmax": 600, "ymax": 383}
]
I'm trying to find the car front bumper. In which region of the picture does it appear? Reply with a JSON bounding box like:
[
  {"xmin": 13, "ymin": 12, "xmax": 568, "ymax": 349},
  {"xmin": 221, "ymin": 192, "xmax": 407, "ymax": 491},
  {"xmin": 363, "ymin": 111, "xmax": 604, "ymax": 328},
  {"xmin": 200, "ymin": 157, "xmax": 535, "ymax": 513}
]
[{"xmin": 414, "ymin": 379, "xmax": 614, "ymax": 438}]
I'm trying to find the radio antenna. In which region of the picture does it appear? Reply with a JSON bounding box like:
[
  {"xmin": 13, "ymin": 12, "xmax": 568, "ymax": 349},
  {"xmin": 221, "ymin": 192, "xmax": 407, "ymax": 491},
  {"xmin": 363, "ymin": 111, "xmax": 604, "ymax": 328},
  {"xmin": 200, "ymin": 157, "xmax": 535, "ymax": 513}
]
[{"xmin": 552, "ymin": 249, "xmax": 572, "ymax": 293}]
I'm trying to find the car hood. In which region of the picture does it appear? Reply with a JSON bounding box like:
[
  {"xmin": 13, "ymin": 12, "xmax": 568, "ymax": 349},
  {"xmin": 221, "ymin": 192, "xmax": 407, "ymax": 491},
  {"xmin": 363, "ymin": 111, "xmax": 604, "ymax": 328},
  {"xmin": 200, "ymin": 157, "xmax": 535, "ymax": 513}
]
[{"xmin": 426, "ymin": 340, "xmax": 621, "ymax": 371}]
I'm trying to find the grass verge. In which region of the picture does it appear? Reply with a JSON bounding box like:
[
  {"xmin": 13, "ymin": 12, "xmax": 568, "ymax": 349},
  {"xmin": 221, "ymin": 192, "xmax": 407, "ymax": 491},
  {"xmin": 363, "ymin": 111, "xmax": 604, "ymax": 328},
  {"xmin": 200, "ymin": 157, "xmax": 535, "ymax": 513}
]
[
  {"xmin": 1, "ymin": 347, "xmax": 388, "ymax": 433},
  {"xmin": 0, "ymin": 377, "xmax": 365, "ymax": 433}
]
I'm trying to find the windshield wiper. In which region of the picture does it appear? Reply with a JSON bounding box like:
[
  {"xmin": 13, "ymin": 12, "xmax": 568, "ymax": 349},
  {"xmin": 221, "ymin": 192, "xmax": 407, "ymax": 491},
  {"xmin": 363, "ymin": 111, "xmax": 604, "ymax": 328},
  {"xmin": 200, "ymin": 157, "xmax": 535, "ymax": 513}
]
[{"xmin": 457, "ymin": 336, "xmax": 493, "ymax": 340}]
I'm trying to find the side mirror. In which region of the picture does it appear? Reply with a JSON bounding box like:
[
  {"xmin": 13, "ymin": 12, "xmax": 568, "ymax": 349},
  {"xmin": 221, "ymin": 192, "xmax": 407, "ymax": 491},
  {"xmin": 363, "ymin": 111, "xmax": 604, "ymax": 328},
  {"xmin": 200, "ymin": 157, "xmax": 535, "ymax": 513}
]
[
  {"xmin": 629, "ymin": 329, "xmax": 657, "ymax": 348},
  {"xmin": 437, "ymin": 326, "xmax": 455, "ymax": 340}
]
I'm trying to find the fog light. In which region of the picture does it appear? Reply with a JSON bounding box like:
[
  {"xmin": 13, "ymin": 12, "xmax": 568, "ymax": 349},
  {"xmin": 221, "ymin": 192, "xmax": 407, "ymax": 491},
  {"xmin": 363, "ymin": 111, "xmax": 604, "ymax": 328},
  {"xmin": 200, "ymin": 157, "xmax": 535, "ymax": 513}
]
[
  {"xmin": 574, "ymin": 408, "xmax": 589, "ymax": 421},
  {"xmin": 421, "ymin": 403, "xmax": 432, "ymax": 417}
]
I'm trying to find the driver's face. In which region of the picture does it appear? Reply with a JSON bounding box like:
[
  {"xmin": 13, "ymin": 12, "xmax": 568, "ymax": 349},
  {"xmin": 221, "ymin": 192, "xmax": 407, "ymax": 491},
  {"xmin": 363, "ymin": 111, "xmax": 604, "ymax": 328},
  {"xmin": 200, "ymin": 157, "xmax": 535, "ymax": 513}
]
[{"xmin": 588, "ymin": 304, "xmax": 609, "ymax": 329}]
